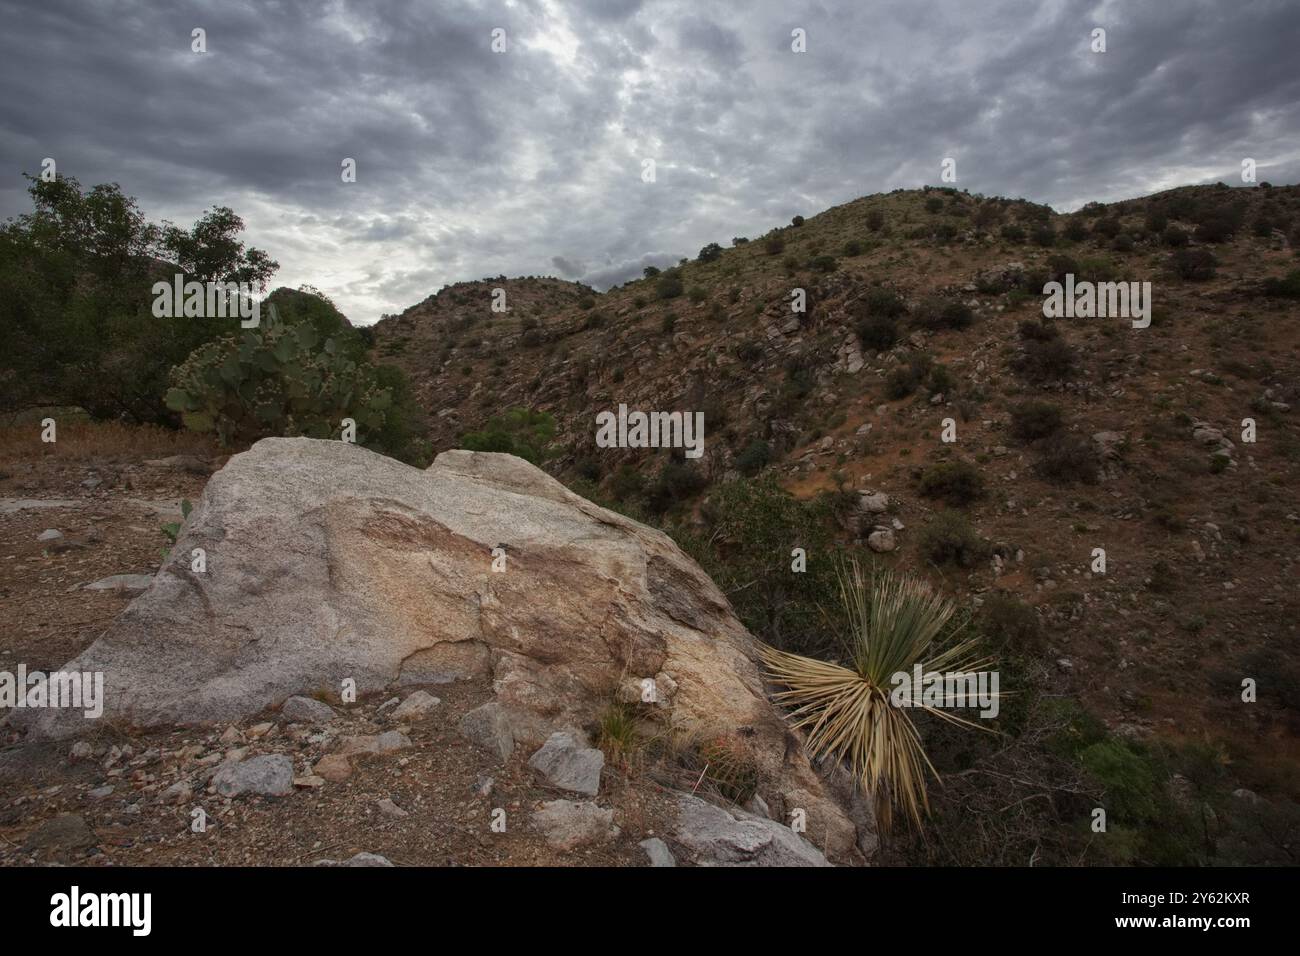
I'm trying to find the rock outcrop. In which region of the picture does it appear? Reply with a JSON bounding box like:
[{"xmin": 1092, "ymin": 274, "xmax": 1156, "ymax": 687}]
[{"xmin": 8, "ymin": 437, "xmax": 869, "ymax": 861}]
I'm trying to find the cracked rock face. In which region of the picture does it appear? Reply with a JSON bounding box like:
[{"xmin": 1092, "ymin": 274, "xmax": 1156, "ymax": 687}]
[{"xmin": 8, "ymin": 437, "xmax": 868, "ymax": 861}]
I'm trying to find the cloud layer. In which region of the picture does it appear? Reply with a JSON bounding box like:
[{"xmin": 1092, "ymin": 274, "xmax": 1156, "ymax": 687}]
[{"xmin": 3, "ymin": 0, "xmax": 1298, "ymax": 323}]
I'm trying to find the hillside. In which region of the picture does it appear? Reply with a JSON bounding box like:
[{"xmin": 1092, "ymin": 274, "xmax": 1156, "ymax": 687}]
[{"xmin": 370, "ymin": 183, "xmax": 1300, "ymax": 861}]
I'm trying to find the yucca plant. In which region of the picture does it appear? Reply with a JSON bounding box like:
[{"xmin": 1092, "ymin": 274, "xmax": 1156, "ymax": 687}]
[{"xmin": 758, "ymin": 560, "xmax": 995, "ymax": 831}]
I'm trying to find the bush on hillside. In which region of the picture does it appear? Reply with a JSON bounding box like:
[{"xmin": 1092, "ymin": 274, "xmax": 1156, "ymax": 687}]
[
  {"xmin": 918, "ymin": 511, "xmax": 989, "ymax": 567},
  {"xmin": 1035, "ymin": 432, "xmax": 1099, "ymax": 483},
  {"xmin": 913, "ymin": 296, "xmax": 974, "ymax": 331},
  {"xmin": 917, "ymin": 460, "xmax": 985, "ymax": 506},
  {"xmin": 460, "ymin": 408, "xmax": 556, "ymax": 464},
  {"xmin": 1009, "ymin": 400, "xmax": 1064, "ymax": 442},
  {"xmin": 655, "ymin": 270, "xmax": 684, "ymax": 299},
  {"xmin": 1170, "ymin": 248, "xmax": 1217, "ymax": 280},
  {"xmin": 1014, "ymin": 337, "xmax": 1078, "ymax": 383}
]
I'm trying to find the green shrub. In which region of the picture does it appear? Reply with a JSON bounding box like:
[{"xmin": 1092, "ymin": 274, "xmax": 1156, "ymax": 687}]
[
  {"xmin": 608, "ymin": 464, "xmax": 645, "ymax": 502},
  {"xmin": 885, "ymin": 354, "xmax": 932, "ymax": 399},
  {"xmin": 1170, "ymin": 248, "xmax": 1217, "ymax": 280},
  {"xmin": 843, "ymin": 240, "xmax": 863, "ymax": 256},
  {"xmin": 810, "ymin": 254, "xmax": 838, "ymax": 273},
  {"xmin": 645, "ymin": 457, "xmax": 710, "ymax": 514},
  {"xmin": 735, "ymin": 438, "xmax": 772, "ymax": 476},
  {"xmin": 913, "ymin": 296, "xmax": 973, "ymax": 331},
  {"xmin": 979, "ymin": 592, "xmax": 1041, "ymax": 653},
  {"xmin": 917, "ymin": 460, "xmax": 985, "ymax": 506},
  {"xmin": 918, "ymin": 511, "xmax": 989, "ymax": 567},
  {"xmin": 861, "ymin": 286, "xmax": 907, "ymax": 318},
  {"xmin": 1091, "ymin": 217, "xmax": 1121, "ymax": 239},
  {"xmin": 460, "ymin": 408, "xmax": 556, "ymax": 464},
  {"xmin": 1014, "ymin": 337, "xmax": 1078, "ymax": 383},
  {"xmin": 1035, "ymin": 432, "xmax": 1099, "ymax": 483},
  {"xmin": 1262, "ymin": 269, "xmax": 1300, "ymax": 298},
  {"xmin": 1162, "ymin": 225, "xmax": 1189, "ymax": 247},
  {"xmin": 764, "ymin": 235, "xmax": 785, "ymax": 255},
  {"xmin": 1080, "ymin": 740, "xmax": 1160, "ymax": 821},
  {"xmin": 855, "ymin": 314, "xmax": 898, "ymax": 351},
  {"xmin": 655, "ymin": 271, "xmax": 684, "ymax": 299},
  {"xmin": 673, "ymin": 474, "xmax": 846, "ymax": 658},
  {"xmin": 1194, "ymin": 215, "xmax": 1236, "ymax": 243},
  {"xmin": 1009, "ymin": 400, "xmax": 1064, "ymax": 442},
  {"xmin": 1017, "ymin": 318, "xmax": 1059, "ymax": 342}
]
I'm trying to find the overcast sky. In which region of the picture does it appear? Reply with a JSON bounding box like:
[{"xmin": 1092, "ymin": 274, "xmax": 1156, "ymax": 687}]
[{"xmin": 3, "ymin": 0, "xmax": 1298, "ymax": 324}]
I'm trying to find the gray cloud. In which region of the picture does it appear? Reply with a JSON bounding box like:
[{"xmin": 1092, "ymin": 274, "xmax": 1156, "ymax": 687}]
[{"xmin": 2, "ymin": 0, "xmax": 1297, "ymax": 324}]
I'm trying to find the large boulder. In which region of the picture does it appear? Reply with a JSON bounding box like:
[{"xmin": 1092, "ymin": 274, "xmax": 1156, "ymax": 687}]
[{"xmin": 8, "ymin": 438, "xmax": 867, "ymax": 861}]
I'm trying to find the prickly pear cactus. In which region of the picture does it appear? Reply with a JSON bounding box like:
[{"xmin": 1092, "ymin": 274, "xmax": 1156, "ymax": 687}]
[{"xmin": 166, "ymin": 312, "xmax": 394, "ymax": 446}]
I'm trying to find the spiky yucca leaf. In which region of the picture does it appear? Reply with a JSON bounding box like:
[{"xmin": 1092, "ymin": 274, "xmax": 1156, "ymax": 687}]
[{"xmin": 758, "ymin": 562, "xmax": 995, "ymax": 831}]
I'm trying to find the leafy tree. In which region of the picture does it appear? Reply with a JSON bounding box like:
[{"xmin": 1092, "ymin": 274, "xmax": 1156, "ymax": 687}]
[
  {"xmin": 0, "ymin": 174, "xmax": 277, "ymax": 422},
  {"xmin": 697, "ymin": 242, "xmax": 723, "ymax": 263}
]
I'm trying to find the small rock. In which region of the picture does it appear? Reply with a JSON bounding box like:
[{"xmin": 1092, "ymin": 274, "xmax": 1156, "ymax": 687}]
[
  {"xmin": 314, "ymin": 753, "xmax": 353, "ymax": 782},
  {"xmin": 161, "ymin": 781, "xmax": 193, "ymax": 804},
  {"xmin": 639, "ymin": 837, "xmax": 677, "ymax": 867},
  {"xmin": 857, "ymin": 491, "xmax": 890, "ymax": 514},
  {"xmin": 672, "ymin": 794, "xmax": 828, "ymax": 867},
  {"xmin": 211, "ymin": 754, "xmax": 294, "ymax": 798},
  {"xmin": 867, "ymin": 528, "xmax": 896, "ymax": 553},
  {"xmin": 339, "ymin": 731, "xmax": 411, "ymax": 755},
  {"xmin": 530, "ymin": 800, "xmax": 616, "ymax": 851},
  {"xmin": 390, "ymin": 690, "xmax": 441, "ymax": 721},
  {"xmin": 83, "ymin": 573, "xmax": 154, "ymax": 595},
  {"xmin": 37, "ymin": 529, "xmax": 64, "ymax": 543},
  {"xmin": 293, "ymin": 775, "xmax": 326, "ymax": 789},
  {"xmin": 458, "ymin": 702, "xmax": 514, "ymax": 762},
  {"xmin": 314, "ymin": 852, "xmax": 395, "ymax": 867},
  {"xmin": 281, "ymin": 696, "xmax": 337, "ymax": 724},
  {"xmin": 528, "ymin": 732, "xmax": 605, "ymax": 796},
  {"xmin": 377, "ymin": 798, "xmax": 409, "ymax": 818}
]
